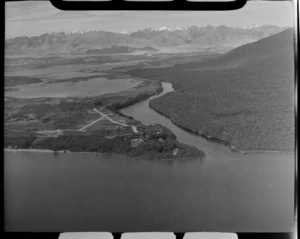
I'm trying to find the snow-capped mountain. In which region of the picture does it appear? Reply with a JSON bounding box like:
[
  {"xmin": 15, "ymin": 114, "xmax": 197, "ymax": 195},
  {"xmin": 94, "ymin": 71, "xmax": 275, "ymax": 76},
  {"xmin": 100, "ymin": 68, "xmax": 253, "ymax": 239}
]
[
  {"xmin": 152, "ymin": 26, "xmax": 185, "ymax": 31},
  {"xmin": 5, "ymin": 25, "xmax": 286, "ymax": 56}
]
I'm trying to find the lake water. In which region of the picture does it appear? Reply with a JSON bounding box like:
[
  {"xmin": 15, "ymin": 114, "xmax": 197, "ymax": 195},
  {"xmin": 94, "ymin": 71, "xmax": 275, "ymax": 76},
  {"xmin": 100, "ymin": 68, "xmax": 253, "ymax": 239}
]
[
  {"xmin": 4, "ymin": 82, "xmax": 295, "ymax": 232},
  {"xmin": 5, "ymin": 61, "xmax": 145, "ymax": 77},
  {"xmin": 5, "ymin": 78, "xmax": 140, "ymax": 98}
]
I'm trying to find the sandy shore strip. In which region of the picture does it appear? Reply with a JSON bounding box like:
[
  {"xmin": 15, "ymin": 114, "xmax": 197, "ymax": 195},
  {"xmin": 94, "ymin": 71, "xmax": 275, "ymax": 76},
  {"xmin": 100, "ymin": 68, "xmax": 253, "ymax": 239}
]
[
  {"xmin": 241, "ymin": 150, "xmax": 294, "ymax": 155},
  {"xmin": 4, "ymin": 148, "xmax": 113, "ymax": 156},
  {"xmin": 4, "ymin": 148, "xmax": 69, "ymax": 153}
]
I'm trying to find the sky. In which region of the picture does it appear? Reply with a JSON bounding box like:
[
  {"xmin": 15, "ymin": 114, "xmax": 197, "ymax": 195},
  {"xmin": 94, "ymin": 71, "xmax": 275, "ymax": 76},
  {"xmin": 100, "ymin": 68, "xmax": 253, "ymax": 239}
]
[{"xmin": 5, "ymin": 0, "xmax": 294, "ymax": 38}]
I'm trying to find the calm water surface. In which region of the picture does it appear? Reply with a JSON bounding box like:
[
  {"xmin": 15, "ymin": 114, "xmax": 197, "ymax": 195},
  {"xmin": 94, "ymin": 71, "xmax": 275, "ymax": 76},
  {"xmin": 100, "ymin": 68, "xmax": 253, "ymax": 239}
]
[{"xmin": 5, "ymin": 82, "xmax": 295, "ymax": 232}]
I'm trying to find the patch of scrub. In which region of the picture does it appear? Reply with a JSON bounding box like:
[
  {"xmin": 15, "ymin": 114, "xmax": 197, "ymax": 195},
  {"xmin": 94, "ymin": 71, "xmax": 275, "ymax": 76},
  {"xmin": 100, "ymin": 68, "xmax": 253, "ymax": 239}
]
[
  {"xmin": 38, "ymin": 71, "xmax": 106, "ymax": 81},
  {"xmin": 5, "ymin": 77, "xmax": 141, "ymax": 99}
]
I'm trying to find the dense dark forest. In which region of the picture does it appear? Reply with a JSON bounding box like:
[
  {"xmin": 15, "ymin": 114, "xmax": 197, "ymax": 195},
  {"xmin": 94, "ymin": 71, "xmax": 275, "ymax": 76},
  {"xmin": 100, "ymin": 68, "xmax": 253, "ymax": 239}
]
[
  {"xmin": 128, "ymin": 29, "xmax": 295, "ymax": 151},
  {"xmin": 5, "ymin": 76, "xmax": 42, "ymax": 87}
]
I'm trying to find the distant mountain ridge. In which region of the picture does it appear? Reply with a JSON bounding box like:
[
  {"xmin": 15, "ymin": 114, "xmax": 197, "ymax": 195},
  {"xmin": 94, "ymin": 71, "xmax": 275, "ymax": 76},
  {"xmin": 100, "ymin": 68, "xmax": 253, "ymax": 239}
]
[{"xmin": 5, "ymin": 25, "xmax": 286, "ymax": 56}]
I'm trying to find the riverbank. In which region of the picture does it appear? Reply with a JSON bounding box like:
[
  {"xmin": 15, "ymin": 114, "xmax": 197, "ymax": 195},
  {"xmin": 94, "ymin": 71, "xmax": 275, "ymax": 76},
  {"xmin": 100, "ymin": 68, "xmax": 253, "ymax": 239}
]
[
  {"xmin": 148, "ymin": 101, "xmax": 293, "ymax": 155},
  {"xmin": 4, "ymin": 148, "xmax": 204, "ymax": 162},
  {"xmin": 135, "ymin": 81, "xmax": 292, "ymax": 155},
  {"xmin": 5, "ymin": 79, "xmax": 204, "ymax": 160},
  {"xmin": 148, "ymin": 102, "xmax": 231, "ymax": 146},
  {"xmin": 127, "ymin": 31, "xmax": 294, "ymax": 153},
  {"xmin": 4, "ymin": 125, "xmax": 204, "ymax": 161},
  {"xmin": 5, "ymin": 148, "xmax": 57, "ymax": 153},
  {"xmin": 107, "ymin": 81, "xmax": 163, "ymax": 111}
]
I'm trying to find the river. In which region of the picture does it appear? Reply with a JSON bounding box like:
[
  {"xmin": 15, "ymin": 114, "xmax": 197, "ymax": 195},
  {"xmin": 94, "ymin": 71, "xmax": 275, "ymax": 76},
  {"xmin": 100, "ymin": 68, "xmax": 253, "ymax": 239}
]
[{"xmin": 4, "ymin": 82, "xmax": 295, "ymax": 232}]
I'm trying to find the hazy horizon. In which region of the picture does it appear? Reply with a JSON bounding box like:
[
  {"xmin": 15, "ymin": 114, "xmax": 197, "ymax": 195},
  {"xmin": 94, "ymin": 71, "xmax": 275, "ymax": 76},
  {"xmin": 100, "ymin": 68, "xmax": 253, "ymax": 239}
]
[
  {"xmin": 5, "ymin": 24, "xmax": 291, "ymax": 40},
  {"xmin": 5, "ymin": 1, "xmax": 293, "ymax": 39}
]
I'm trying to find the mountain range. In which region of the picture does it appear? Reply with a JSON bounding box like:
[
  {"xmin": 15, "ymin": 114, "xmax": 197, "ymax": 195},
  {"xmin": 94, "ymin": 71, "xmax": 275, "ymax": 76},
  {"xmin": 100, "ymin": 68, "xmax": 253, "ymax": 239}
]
[{"xmin": 5, "ymin": 25, "xmax": 286, "ymax": 57}]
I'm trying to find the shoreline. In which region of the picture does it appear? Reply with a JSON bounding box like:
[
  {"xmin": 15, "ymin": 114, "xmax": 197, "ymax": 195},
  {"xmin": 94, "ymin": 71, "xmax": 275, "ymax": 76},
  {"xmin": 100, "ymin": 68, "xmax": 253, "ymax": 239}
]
[
  {"xmin": 3, "ymin": 148, "xmax": 204, "ymax": 161},
  {"xmin": 5, "ymin": 79, "xmax": 292, "ymax": 157},
  {"xmin": 4, "ymin": 80, "xmax": 204, "ymax": 160},
  {"xmin": 147, "ymin": 94, "xmax": 293, "ymax": 156},
  {"xmin": 4, "ymin": 148, "xmax": 64, "ymax": 153},
  {"xmin": 107, "ymin": 80, "xmax": 163, "ymax": 111},
  {"xmin": 5, "ymin": 146, "xmax": 292, "ymax": 156}
]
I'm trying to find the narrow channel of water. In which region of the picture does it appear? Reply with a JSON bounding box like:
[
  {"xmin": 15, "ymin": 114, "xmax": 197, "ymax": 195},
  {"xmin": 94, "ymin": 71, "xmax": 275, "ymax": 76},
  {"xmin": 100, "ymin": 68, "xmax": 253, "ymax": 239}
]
[
  {"xmin": 120, "ymin": 82, "xmax": 294, "ymax": 162},
  {"xmin": 4, "ymin": 81, "xmax": 295, "ymax": 232}
]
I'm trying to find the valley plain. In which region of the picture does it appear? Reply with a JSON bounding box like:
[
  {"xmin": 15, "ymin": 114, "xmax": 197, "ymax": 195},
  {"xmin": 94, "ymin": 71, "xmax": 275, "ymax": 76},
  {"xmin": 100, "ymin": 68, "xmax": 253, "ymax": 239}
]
[
  {"xmin": 4, "ymin": 27, "xmax": 295, "ymax": 157},
  {"xmin": 4, "ymin": 1, "xmax": 296, "ymax": 231},
  {"xmin": 5, "ymin": 53, "xmax": 213, "ymax": 160}
]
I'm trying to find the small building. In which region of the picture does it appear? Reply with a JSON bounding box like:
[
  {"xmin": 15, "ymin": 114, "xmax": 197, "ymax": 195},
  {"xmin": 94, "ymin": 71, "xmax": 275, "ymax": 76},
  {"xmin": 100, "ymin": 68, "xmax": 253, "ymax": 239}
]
[
  {"xmin": 130, "ymin": 138, "xmax": 144, "ymax": 148},
  {"xmin": 173, "ymin": 148, "xmax": 179, "ymax": 156},
  {"xmin": 158, "ymin": 137, "xmax": 165, "ymax": 143}
]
